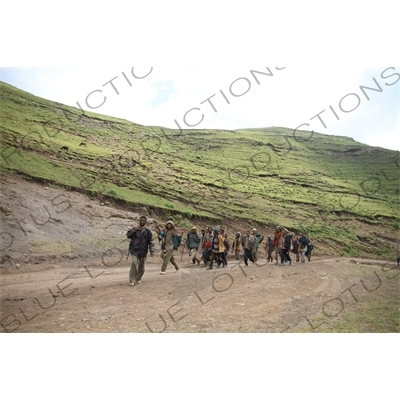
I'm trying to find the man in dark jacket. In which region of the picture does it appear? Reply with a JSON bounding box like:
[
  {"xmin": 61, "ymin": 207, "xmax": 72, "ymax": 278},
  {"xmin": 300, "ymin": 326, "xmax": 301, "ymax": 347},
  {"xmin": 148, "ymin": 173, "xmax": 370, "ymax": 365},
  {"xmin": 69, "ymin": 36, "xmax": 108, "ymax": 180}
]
[
  {"xmin": 305, "ymin": 239, "xmax": 315, "ymax": 262},
  {"xmin": 292, "ymin": 236, "xmax": 300, "ymax": 262},
  {"xmin": 298, "ymin": 233, "xmax": 310, "ymax": 264},
  {"xmin": 187, "ymin": 226, "xmax": 201, "ymax": 265},
  {"xmin": 126, "ymin": 216, "xmax": 155, "ymax": 286}
]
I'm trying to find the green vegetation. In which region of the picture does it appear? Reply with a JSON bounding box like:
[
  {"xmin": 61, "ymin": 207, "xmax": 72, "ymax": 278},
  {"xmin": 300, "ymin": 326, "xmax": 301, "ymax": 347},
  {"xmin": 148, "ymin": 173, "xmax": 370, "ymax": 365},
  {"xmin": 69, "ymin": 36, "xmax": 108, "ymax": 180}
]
[
  {"xmin": 1, "ymin": 81, "xmax": 399, "ymax": 258},
  {"xmin": 299, "ymin": 297, "xmax": 399, "ymax": 333}
]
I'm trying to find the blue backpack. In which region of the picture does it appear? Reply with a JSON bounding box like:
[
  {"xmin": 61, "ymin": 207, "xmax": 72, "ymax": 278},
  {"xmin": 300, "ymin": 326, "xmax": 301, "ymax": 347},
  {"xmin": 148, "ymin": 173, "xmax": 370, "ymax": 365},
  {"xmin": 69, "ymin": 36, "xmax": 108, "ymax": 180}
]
[
  {"xmin": 160, "ymin": 231, "xmax": 182, "ymax": 250},
  {"xmin": 173, "ymin": 235, "xmax": 182, "ymax": 250}
]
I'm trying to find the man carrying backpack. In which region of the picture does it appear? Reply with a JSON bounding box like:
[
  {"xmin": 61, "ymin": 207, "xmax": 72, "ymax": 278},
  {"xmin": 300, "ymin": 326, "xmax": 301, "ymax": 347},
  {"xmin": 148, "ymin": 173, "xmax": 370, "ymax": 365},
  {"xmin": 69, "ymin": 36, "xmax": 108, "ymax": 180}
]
[
  {"xmin": 305, "ymin": 239, "xmax": 315, "ymax": 262},
  {"xmin": 159, "ymin": 220, "xmax": 182, "ymax": 275},
  {"xmin": 299, "ymin": 233, "xmax": 310, "ymax": 264},
  {"xmin": 126, "ymin": 215, "xmax": 155, "ymax": 286},
  {"xmin": 252, "ymin": 228, "xmax": 264, "ymax": 262},
  {"xmin": 187, "ymin": 226, "xmax": 201, "ymax": 265}
]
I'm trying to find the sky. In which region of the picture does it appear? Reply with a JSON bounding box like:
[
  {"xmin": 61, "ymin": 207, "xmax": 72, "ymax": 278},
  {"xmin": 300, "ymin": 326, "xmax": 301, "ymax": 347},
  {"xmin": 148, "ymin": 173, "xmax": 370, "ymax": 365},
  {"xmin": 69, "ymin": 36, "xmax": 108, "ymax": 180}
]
[{"xmin": 1, "ymin": 67, "xmax": 399, "ymax": 151}]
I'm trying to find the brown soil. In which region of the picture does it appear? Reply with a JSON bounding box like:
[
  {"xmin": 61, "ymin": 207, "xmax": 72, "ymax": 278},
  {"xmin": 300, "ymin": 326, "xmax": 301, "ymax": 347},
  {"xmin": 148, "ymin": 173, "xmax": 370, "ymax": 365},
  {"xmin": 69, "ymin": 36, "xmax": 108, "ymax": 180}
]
[{"xmin": 1, "ymin": 176, "xmax": 399, "ymax": 333}]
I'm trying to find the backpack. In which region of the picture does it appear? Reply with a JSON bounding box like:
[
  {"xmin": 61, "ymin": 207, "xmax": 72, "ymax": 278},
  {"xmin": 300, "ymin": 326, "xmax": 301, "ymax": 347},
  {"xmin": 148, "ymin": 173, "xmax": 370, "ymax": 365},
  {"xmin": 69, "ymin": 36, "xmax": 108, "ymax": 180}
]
[
  {"xmin": 161, "ymin": 230, "xmax": 182, "ymax": 250},
  {"xmin": 284, "ymin": 234, "xmax": 292, "ymax": 250},
  {"xmin": 173, "ymin": 235, "xmax": 182, "ymax": 250},
  {"xmin": 224, "ymin": 239, "xmax": 230, "ymax": 251}
]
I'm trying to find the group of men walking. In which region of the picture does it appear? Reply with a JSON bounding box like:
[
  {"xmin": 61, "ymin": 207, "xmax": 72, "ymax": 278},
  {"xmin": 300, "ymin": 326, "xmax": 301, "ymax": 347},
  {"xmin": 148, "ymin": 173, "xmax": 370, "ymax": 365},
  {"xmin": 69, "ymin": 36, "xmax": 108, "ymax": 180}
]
[
  {"xmin": 266, "ymin": 226, "xmax": 315, "ymax": 266},
  {"xmin": 126, "ymin": 217, "xmax": 315, "ymax": 286}
]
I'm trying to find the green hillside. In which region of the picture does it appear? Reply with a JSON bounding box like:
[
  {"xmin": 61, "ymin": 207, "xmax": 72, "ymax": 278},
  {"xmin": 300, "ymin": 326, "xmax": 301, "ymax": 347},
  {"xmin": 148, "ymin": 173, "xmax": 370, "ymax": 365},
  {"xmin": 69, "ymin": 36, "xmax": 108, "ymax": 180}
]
[{"xmin": 1, "ymin": 81, "xmax": 399, "ymax": 258}]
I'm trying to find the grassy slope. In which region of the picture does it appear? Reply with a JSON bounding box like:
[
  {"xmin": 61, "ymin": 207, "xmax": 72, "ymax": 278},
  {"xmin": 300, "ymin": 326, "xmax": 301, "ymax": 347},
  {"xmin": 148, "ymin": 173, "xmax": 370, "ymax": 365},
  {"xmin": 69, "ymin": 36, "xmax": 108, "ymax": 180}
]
[{"xmin": 1, "ymin": 81, "xmax": 399, "ymax": 258}]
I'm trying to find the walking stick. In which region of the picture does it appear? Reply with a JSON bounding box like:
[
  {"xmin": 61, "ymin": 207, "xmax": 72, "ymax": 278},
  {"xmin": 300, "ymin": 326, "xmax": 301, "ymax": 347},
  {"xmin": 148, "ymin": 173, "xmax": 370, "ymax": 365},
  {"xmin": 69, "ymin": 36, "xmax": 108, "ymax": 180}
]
[{"xmin": 180, "ymin": 229, "xmax": 187, "ymax": 261}]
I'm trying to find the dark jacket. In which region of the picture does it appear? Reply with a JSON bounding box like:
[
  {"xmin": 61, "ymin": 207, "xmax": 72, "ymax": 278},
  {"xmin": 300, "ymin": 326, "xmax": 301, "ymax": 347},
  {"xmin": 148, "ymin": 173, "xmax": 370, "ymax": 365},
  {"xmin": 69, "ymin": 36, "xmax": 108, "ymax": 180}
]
[
  {"xmin": 187, "ymin": 232, "xmax": 201, "ymax": 249},
  {"xmin": 267, "ymin": 237, "xmax": 275, "ymax": 252},
  {"xmin": 292, "ymin": 239, "xmax": 300, "ymax": 254},
  {"xmin": 127, "ymin": 227, "xmax": 155, "ymax": 258}
]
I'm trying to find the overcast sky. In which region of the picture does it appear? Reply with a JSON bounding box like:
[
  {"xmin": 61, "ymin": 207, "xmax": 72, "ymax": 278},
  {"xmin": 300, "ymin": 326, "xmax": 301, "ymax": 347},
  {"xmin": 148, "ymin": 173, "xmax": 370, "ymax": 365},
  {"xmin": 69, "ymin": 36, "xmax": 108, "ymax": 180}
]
[{"xmin": 1, "ymin": 67, "xmax": 399, "ymax": 150}]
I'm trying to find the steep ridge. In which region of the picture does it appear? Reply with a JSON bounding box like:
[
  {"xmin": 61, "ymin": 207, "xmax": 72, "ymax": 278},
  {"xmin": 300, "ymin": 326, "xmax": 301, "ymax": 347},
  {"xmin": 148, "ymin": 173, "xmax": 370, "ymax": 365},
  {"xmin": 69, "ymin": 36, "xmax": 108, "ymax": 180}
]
[{"xmin": 1, "ymin": 81, "xmax": 399, "ymax": 259}]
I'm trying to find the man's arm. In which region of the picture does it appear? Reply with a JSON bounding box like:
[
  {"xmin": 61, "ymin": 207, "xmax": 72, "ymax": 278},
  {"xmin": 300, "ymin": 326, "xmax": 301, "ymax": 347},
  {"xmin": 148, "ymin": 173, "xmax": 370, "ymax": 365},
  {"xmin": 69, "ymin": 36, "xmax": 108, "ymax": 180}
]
[
  {"xmin": 127, "ymin": 227, "xmax": 137, "ymax": 239},
  {"xmin": 147, "ymin": 229, "xmax": 155, "ymax": 255}
]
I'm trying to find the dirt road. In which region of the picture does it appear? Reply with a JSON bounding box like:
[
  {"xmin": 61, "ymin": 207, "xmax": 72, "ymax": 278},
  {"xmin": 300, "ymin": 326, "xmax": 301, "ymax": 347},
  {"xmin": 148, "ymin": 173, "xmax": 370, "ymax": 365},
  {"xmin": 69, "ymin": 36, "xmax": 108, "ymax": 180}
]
[
  {"xmin": 1, "ymin": 254, "xmax": 398, "ymax": 333},
  {"xmin": 1, "ymin": 176, "xmax": 398, "ymax": 333}
]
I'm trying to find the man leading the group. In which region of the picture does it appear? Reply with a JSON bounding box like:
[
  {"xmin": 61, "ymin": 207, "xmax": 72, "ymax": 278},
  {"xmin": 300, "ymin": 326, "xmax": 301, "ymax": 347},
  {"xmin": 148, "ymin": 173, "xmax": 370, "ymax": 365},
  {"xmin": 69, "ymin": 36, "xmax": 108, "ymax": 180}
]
[{"xmin": 126, "ymin": 215, "xmax": 155, "ymax": 286}]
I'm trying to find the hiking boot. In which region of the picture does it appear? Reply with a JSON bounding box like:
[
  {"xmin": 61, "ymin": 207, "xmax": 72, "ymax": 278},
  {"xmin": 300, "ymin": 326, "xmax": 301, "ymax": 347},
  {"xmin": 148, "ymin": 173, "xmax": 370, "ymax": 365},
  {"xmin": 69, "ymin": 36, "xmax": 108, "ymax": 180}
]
[
  {"xmin": 130, "ymin": 281, "xmax": 135, "ymax": 286},
  {"xmin": 160, "ymin": 271, "xmax": 166, "ymax": 275},
  {"xmin": 175, "ymin": 268, "xmax": 180, "ymax": 272},
  {"xmin": 137, "ymin": 280, "xmax": 142, "ymax": 284},
  {"xmin": 206, "ymin": 266, "xmax": 213, "ymax": 270}
]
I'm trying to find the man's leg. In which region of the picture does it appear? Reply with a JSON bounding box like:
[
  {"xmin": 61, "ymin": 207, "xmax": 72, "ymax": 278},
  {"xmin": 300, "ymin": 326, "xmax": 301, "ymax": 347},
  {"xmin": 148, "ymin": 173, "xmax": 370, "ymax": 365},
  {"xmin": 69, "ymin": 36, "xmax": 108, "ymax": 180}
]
[
  {"xmin": 192, "ymin": 248, "xmax": 201, "ymax": 265},
  {"xmin": 207, "ymin": 251, "xmax": 216, "ymax": 269},
  {"xmin": 286, "ymin": 250, "xmax": 292, "ymax": 265},
  {"xmin": 203, "ymin": 249, "xmax": 209, "ymax": 266},
  {"xmin": 161, "ymin": 249, "xmax": 173, "ymax": 272},
  {"xmin": 129, "ymin": 255, "xmax": 139, "ymax": 284},
  {"xmin": 244, "ymin": 249, "xmax": 249, "ymax": 266},
  {"xmin": 275, "ymin": 246, "xmax": 279, "ymax": 264},
  {"xmin": 137, "ymin": 257, "xmax": 146, "ymax": 282},
  {"xmin": 249, "ymin": 250, "xmax": 255, "ymax": 264},
  {"xmin": 170, "ymin": 253, "xmax": 180, "ymax": 271},
  {"xmin": 220, "ymin": 252, "xmax": 227, "ymax": 268},
  {"xmin": 280, "ymin": 249, "xmax": 285, "ymax": 265}
]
